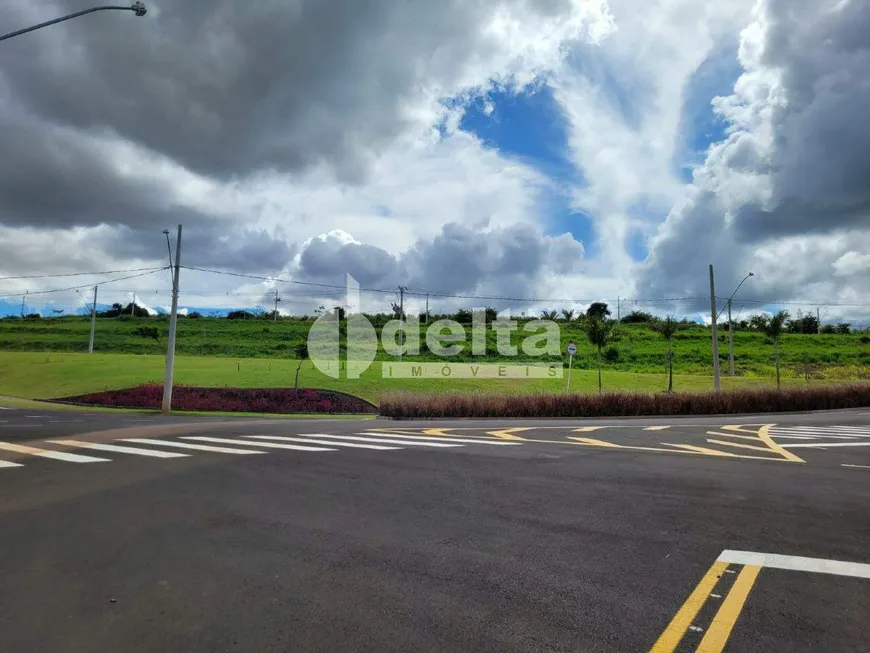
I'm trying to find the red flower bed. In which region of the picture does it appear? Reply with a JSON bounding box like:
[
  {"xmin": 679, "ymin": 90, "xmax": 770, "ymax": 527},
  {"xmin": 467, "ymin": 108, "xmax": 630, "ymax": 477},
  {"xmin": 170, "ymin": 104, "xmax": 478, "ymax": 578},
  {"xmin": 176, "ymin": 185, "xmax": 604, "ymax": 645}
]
[
  {"xmin": 380, "ymin": 384, "xmax": 870, "ymax": 419},
  {"xmin": 62, "ymin": 385, "xmax": 376, "ymax": 414}
]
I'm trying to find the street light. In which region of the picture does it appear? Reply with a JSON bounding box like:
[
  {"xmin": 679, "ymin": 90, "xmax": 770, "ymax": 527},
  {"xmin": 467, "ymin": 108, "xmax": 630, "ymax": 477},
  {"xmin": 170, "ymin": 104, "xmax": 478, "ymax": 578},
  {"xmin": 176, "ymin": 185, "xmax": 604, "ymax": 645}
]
[
  {"xmin": 162, "ymin": 229, "xmax": 173, "ymax": 272},
  {"xmin": 0, "ymin": 3, "xmax": 146, "ymax": 43},
  {"xmin": 724, "ymin": 272, "xmax": 754, "ymax": 376}
]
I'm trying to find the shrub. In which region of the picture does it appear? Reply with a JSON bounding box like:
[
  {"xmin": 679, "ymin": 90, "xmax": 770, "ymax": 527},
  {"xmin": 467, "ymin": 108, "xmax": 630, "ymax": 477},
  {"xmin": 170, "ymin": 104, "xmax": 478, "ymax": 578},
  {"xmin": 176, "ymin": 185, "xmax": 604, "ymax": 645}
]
[
  {"xmin": 62, "ymin": 385, "xmax": 377, "ymax": 414},
  {"xmin": 603, "ymin": 346, "xmax": 620, "ymax": 362},
  {"xmin": 379, "ymin": 384, "xmax": 870, "ymax": 419}
]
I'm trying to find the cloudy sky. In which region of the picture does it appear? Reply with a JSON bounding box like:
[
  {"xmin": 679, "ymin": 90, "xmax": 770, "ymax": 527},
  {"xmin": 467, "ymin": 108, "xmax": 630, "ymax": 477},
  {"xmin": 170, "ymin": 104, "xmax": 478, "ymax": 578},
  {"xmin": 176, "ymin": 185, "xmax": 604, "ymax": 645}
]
[{"xmin": 0, "ymin": 0, "xmax": 868, "ymax": 323}]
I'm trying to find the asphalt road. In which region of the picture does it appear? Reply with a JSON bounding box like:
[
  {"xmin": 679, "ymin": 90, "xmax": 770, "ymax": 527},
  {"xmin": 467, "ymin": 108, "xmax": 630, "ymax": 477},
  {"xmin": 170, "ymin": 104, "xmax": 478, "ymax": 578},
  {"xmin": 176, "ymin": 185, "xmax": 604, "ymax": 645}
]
[{"xmin": 2, "ymin": 407, "xmax": 869, "ymax": 652}]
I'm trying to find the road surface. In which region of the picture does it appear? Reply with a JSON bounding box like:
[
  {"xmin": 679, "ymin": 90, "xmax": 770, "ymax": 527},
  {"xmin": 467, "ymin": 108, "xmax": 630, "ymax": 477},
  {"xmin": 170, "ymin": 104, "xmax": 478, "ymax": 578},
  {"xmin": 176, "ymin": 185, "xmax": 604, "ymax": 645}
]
[{"xmin": 1, "ymin": 406, "xmax": 869, "ymax": 651}]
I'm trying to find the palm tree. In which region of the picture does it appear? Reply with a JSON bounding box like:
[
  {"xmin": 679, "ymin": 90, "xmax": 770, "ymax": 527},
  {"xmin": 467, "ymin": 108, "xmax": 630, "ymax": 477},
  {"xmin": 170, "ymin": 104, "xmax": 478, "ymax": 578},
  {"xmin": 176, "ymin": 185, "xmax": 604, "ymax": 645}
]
[
  {"xmin": 541, "ymin": 309, "xmax": 559, "ymax": 320},
  {"xmin": 561, "ymin": 309, "xmax": 575, "ymax": 321},
  {"xmin": 654, "ymin": 316, "xmax": 679, "ymax": 393},
  {"xmin": 584, "ymin": 317, "xmax": 614, "ymax": 393},
  {"xmin": 293, "ymin": 341, "xmax": 308, "ymax": 398},
  {"xmin": 758, "ymin": 310, "xmax": 789, "ymax": 390}
]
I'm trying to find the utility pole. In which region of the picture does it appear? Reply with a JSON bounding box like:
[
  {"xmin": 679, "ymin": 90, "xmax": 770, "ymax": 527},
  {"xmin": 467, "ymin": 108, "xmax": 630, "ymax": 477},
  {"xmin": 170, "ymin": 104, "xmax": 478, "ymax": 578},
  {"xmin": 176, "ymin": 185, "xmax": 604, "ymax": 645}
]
[
  {"xmin": 709, "ymin": 264, "xmax": 721, "ymax": 391},
  {"xmin": 617, "ymin": 297, "xmax": 620, "ymax": 322},
  {"xmin": 131, "ymin": 293, "xmax": 136, "ymax": 316},
  {"xmin": 20, "ymin": 291, "xmax": 26, "ymax": 318},
  {"xmin": 88, "ymin": 285, "xmax": 98, "ymax": 354},
  {"xmin": 398, "ymin": 286, "xmax": 406, "ymax": 362},
  {"xmin": 817, "ymin": 307, "xmax": 821, "ymax": 334},
  {"xmin": 425, "ymin": 293, "xmax": 429, "ymax": 324},
  {"xmin": 727, "ymin": 298, "xmax": 735, "ymax": 377},
  {"xmin": 273, "ymin": 288, "xmax": 281, "ymax": 322},
  {"xmin": 162, "ymin": 225, "xmax": 183, "ymax": 414}
]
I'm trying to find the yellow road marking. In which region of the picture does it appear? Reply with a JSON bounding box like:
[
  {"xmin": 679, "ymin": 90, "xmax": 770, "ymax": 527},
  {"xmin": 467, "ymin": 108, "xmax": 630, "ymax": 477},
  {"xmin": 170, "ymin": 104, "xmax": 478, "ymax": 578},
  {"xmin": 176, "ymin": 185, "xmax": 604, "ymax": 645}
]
[
  {"xmin": 696, "ymin": 565, "xmax": 761, "ymax": 652},
  {"xmin": 421, "ymin": 428, "xmax": 461, "ymax": 437},
  {"xmin": 567, "ymin": 437, "xmax": 624, "ymax": 448},
  {"xmin": 706, "ymin": 432, "xmax": 763, "ymax": 441},
  {"xmin": 705, "ymin": 438, "xmax": 778, "ymax": 454},
  {"xmin": 662, "ymin": 443, "xmax": 739, "ymax": 457},
  {"xmin": 485, "ymin": 427, "xmax": 532, "ymax": 441},
  {"xmin": 572, "ymin": 426, "xmax": 606, "ymax": 432},
  {"xmin": 644, "ymin": 426, "xmax": 671, "ymax": 431},
  {"xmin": 756, "ymin": 424, "xmax": 805, "ymax": 463},
  {"xmin": 649, "ymin": 561, "xmax": 729, "ymax": 653}
]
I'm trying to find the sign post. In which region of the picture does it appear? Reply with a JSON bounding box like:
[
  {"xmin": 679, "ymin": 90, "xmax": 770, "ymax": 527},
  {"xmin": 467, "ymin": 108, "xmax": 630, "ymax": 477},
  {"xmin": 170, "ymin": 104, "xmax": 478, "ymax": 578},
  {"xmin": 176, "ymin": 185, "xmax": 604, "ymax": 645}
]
[{"xmin": 566, "ymin": 342, "xmax": 577, "ymax": 391}]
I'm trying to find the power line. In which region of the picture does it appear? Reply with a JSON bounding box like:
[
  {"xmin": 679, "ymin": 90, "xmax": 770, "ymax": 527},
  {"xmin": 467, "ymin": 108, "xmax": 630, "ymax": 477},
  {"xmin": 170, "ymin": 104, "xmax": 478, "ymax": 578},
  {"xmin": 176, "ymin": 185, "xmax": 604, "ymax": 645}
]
[
  {"xmin": 0, "ymin": 269, "xmax": 168, "ymax": 300},
  {"xmin": 0, "ymin": 267, "xmax": 165, "ymax": 281}
]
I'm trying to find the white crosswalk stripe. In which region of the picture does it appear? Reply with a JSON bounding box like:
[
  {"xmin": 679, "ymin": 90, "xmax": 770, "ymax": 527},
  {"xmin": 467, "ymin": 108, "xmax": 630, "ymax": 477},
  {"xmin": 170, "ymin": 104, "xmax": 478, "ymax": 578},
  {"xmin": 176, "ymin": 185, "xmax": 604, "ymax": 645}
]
[
  {"xmin": 120, "ymin": 438, "xmax": 267, "ymax": 455},
  {"xmin": 298, "ymin": 434, "xmax": 462, "ymax": 448},
  {"xmin": 183, "ymin": 437, "xmax": 336, "ymax": 452},
  {"xmin": 47, "ymin": 440, "xmax": 190, "ymax": 458},
  {"xmin": 352, "ymin": 432, "xmax": 523, "ymax": 445},
  {"xmin": 0, "ymin": 441, "xmax": 109, "ymax": 463},
  {"xmin": 0, "ymin": 459, "xmax": 23, "ymax": 468},
  {"xmin": 770, "ymin": 425, "xmax": 870, "ymax": 449},
  {"xmin": 244, "ymin": 436, "xmax": 400, "ymax": 451}
]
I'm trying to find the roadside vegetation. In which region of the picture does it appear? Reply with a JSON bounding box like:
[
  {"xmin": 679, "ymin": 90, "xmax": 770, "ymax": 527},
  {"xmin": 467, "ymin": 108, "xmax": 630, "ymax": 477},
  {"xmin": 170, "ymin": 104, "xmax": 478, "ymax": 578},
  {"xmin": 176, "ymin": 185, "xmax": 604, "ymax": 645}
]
[
  {"xmin": 380, "ymin": 384, "xmax": 870, "ymax": 419},
  {"xmin": 1, "ymin": 309, "xmax": 868, "ymax": 379}
]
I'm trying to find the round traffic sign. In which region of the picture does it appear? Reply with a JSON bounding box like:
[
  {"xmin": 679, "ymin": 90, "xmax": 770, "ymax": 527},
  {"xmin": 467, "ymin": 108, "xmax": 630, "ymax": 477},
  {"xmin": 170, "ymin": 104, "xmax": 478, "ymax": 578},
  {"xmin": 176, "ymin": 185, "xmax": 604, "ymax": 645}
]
[{"xmin": 567, "ymin": 342, "xmax": 577, "ymax": 355}]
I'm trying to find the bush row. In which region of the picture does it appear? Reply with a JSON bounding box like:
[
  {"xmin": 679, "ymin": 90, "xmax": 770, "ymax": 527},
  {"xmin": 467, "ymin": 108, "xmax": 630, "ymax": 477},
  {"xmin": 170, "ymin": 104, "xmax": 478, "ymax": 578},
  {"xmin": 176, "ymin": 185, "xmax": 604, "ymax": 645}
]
[
  {"xmin": 379, "ymin": 385, "xmax": 870, "ymax": 419},
  {"xmin": 62, "ymin": 385, "xmax": 377, "ymax": 414}
]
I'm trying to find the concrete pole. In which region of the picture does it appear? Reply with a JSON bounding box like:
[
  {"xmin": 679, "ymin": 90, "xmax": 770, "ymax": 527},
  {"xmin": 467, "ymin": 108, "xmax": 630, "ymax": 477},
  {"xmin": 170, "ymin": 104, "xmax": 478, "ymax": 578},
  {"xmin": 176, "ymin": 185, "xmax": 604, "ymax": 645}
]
[
  {"xmin": 273, "ymin": 288, "xmax": 280, "ymax": 322},
  {"xmin": 162, "ymin": 225, "xmax": 183, "ymax": 414},
  {"xmin": 710, "ymin": 264, "xmax": 721, "ymax": 391},
  {"xmin": 728, "ymin": 298, "xmax": 735, "ymax": 376},
  {"xmin": 88, "ymin": 285, "xmax": 98, "ymax": 354},
  {"xmin": 817, "ymin": 307, "xmax": 821, "ymax": 334}
]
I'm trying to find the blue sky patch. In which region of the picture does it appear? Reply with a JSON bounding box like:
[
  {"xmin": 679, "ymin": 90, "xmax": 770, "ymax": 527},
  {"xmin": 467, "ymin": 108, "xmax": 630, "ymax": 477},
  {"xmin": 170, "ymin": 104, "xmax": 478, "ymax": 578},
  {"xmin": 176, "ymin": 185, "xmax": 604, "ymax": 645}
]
[
  {"xmin": 458, "ymin": 83, "xmax": 596, "ymax": 255},
  {"xmin": 675, "ymin": 41, "xmax": 743, "ymax": 182}
]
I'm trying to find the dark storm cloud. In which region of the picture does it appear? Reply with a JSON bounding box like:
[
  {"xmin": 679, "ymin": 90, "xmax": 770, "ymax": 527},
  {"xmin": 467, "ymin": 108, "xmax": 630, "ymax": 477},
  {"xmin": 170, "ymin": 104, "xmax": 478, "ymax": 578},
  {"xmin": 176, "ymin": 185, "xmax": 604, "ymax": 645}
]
[{"xmin": 0, "ymin": 0, "xmax": 512, "ymax": 181}]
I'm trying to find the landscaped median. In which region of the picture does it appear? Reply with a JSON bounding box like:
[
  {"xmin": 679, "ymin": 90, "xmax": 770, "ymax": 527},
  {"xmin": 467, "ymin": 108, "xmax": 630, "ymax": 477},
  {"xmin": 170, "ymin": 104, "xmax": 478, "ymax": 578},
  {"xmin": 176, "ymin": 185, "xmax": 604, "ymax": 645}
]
[
  {"xmin": 58, "ymin": 385, "xmax": 377, "ymax": 415},
  {"xmin": 378, "ymin": 384, "xmax": 870, "ymax": 419}
]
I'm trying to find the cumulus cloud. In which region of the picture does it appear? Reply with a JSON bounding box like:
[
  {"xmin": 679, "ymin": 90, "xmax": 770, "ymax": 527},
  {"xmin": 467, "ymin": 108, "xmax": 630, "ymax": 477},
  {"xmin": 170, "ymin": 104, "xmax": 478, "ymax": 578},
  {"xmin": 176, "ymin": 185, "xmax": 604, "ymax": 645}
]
[{"xmin": 636, "ymin": 0, "xmax": 870, "ymax": 321}]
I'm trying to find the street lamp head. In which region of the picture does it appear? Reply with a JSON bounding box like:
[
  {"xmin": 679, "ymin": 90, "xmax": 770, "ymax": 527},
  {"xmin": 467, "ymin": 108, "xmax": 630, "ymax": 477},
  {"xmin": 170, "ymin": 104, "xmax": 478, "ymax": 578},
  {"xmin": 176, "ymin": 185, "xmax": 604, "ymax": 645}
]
[
  {"xmin": 132, "ymin": 2, "xmax": 147, "ymax": 17},
  {"xmin": 162, "ymin": 229, "xmax": 170, "ymax": 235},
  {"xmin": 748, "ymin": 272, "xmax": 754, "ymax": 277}
]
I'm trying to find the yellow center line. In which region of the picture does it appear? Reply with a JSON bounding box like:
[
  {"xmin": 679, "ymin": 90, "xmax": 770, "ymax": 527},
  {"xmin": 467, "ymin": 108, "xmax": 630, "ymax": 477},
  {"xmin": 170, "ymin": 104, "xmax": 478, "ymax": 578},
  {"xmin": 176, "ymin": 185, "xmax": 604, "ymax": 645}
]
[
  {"xmin": 649, "ymin": 561, "xmax": 729, "ymax": 653},
  {"xmin": 697, "ymin": 565, "xmax": 761, "ymax": 652}
]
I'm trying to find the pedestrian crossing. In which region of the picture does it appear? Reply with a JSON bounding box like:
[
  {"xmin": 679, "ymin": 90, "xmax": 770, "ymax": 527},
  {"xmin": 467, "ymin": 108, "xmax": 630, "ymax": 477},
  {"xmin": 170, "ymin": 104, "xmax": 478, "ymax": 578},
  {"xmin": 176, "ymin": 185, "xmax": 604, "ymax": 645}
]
[
  {"xmin": 769, "ymin": 425, "xmax": 870, "ymax": 449},
  {"xmin": 0, "ymin": 431, "xmax": 520, "ymax": 470}
]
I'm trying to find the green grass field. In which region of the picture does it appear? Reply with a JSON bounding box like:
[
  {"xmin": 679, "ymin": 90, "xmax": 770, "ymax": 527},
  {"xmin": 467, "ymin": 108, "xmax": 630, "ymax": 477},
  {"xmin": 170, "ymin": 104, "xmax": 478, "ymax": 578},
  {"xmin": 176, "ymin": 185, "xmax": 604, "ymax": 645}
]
[
  {"xmin": 2, "ymin": 315, "xmax": 869, "ymax": 375},
  {"xmin": 0, "ymin": 351, "xmax": 851, "ymax": 406},
  {"xmin": 1, "ymin": 316, "xmax": 868, "ymax": 406}
]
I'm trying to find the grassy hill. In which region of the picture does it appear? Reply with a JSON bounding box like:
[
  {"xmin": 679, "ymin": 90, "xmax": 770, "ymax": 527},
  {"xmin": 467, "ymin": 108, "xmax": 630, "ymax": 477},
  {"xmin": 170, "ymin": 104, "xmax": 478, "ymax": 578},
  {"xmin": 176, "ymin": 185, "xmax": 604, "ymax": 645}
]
[{"xmin": 1, "ymin": 314, "xmax": 868, "ymax": 379}]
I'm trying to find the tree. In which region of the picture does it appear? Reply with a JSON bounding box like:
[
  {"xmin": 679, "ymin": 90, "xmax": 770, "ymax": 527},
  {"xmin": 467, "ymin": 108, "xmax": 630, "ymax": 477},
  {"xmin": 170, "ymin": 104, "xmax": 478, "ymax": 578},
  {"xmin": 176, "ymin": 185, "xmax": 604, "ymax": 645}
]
[
  {"xmin": 541, "ymin": 309, "xmax": 559, "ymax": 320},
  {"xmin": 293, "ymin": 341, "xmax": 308, "ymax": 398},
  {"xmin": 586, "ymin": 302, "xmax": 611, "ymax": 320},
  {"xmin": 758, "ymin": 310, "xmax": 789, "ymax": 390},
  {"xmin": 333, "ymin": 306, "xmax": 346, "ymax": 321},
  {"xmin": 484, "ymin": 307, "xmax": 499, "ymax": 323},
  {"xmin": 653, "ymin": 316, "xmax": 679, "ymax": 393},
  {"xmin": 836, "ymin": 323, "xmax": 852, "ymax": 335},
  {"xmin": 748, "ymin": 314, "xmax": 768, "ymax": 331},
  {"xmin": 561, "ymin": 309, "xmax": 575, "ymax": 321},
  {"xmin": 584, "ymin": 317, "xmax": 614, "ymax": 393},
  {"xmin": 621, "ymin": 310, "xmax": 654, "ymax": 324}
]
